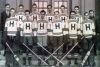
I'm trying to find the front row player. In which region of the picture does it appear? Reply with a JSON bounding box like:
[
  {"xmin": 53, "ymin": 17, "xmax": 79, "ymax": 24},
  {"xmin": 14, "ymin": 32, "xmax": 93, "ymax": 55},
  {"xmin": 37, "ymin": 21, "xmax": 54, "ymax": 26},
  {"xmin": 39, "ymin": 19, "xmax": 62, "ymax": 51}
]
[
  {"xmin": 20, "ymin": 10, "xmax": 33, "ymax": 65},
  {"xmin": 4, "ymin": 8, "xmax": 19, "ymax": 67}
]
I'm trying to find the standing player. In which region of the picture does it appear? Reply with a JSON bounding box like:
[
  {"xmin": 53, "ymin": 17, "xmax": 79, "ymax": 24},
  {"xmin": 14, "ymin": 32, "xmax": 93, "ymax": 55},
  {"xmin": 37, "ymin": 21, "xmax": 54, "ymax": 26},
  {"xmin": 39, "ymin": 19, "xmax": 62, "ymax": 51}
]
[
  {"xmin": 30, "ymin": 3, "xmax": 39, "ymax": 46},
  {"xmin": 68, "ymin": 11, "xmax": 80, "ymax": 66},
  {"xmin": 60, "ymin": 5, "xmax": 69, "ymax": 53},
  {"xmin": 52, "ymin": 11, "xmax": 63, "ymax": 54},
  {"xmin": 21, "ymin": 10, "xmax": 33, "ymax": 65},
  {"xmin": 37, "ymin": 10, "xmax": 48, "ymax": 55},
  {"xmin": 4, "ymin": 8, "xmax": 19, "ymax": 67},
  {"xmin": 82, "ymin": 12, "xmax": 95, "ymax": 65},
  {"xmin": 46, "ymin": 4, "xmax": 54, "ymax": 51}
]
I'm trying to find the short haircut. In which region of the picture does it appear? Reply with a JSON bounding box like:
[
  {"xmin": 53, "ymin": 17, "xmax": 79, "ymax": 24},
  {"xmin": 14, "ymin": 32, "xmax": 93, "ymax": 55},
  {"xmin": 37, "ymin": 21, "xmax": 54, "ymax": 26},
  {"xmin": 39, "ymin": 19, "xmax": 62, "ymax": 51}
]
[
  {"xmin": 10, "ymin": 8, "xmax": 15, "ymax": 11},
  {"xmin": 70, "ymin": 11, "xmax": 76, "ymax": 14},
  {"xmin": 19, "ymin": 4, "xmax": 24, "ymax": 7},
  {"xmin": 74, "ymin": 6, "xmax": 79, "ymax": 9},
  {"xmin": 84, "ymin": 12, "xmax": 88, "ymax": 15},
  {"xmin": 89, "ymin": 10, "xmax": 94, "ymax": 13},
  {"xmin": 5, "ymin": 3, "xmax": 10, "ymax": 7},
  {"xmin": 40, "ymin": 10, "xmax": 46, "ymax": 14},
  {"xmin": 25, "ymin": 10, "xmax": 30, "ymax": 14},
  {"xmin": 32, "ymin": 3, "xmax": 37, "ymax": 7},
  {"xmin": 60, "ymin": 5, "xmax": 65, "ymax": 8},
  {"xmin": 47, "ymin": 4, "xmax": 52, "ymax": 8}
]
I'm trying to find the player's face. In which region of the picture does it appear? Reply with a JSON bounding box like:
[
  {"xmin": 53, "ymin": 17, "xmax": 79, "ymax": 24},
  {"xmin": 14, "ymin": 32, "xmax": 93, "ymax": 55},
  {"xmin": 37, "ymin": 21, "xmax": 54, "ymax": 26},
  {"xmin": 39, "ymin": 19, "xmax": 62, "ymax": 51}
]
[
  {"xmin": 54, "ymin": 12, "xmax": 59, "ymax": 19},
  {"xmin": 47, "ymin": 6, "xmax": 52, "ymax": 13},
  {"xmin": 70, "ymin": 12, "xmax": 75, "ymax": 18},
  {"xmin": 89, "ymin": 11, "xmax": 94, "ymax": 17},
  {"xmin": 85, "ymin": 13, "xmax": 89, "ymax": 19},
  {"xmin": 40, "ymin": 12, "xmax": 45, "ymax": 19},
  {"xmin": 19, "ymin": 6, "xmax": 24, "ymax": 12},
  {"xmin": 60, "ymin": 6, "xmax": 65, "ymax": 12},
  {"xmin": 75, "ymin": 7, "xmax": 79, "ymax": 14},
  {"xmin": 25, "ymin": 12, "xmax": 30, "ymax": 18},
  {"xmin": 5, "ymin": 5, "xmax": 10, "ymax": 11},
  {"xmin": 10, "ymin": 9, "xmax": 15, "ymax": 16},
  {"xmin": 32, "ymin": 5, "xmax": 37, "ymax": 11}
]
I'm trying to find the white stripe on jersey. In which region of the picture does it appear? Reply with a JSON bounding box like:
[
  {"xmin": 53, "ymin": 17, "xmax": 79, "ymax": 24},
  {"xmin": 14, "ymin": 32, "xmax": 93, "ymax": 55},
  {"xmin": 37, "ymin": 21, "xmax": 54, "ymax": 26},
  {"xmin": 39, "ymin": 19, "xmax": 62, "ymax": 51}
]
[
  {"xmin": 68, "ymin": 19, "xmax": 78, "ymax": 38},
  {"xmin": 5, "ymin": 18, "xmax": 18, "ymax": 36},
  {"xmin": 52, "ymin": 20, "xmax": 63, "ymax": 36},
  {"xmin": 37, "ymin": 20, "xmax": 48, "ymax": 36}
]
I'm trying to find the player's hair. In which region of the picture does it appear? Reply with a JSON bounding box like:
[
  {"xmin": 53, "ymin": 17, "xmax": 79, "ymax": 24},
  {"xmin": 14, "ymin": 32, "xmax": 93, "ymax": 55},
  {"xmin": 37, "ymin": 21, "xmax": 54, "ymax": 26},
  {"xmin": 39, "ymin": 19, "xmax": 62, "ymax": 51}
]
[
  {"xmin": 84, "ymin": 12, "xmax": 88, "ymax": 15},
  {"xmin": 32, "ymin": 3, "xmax": 37, "ymax": 7},
  {"xmin": 54, "ymin": 11, "xmax": 59, "ymax": 14},
  {"xmin": 60, "ymin": 5, "xmax": 65, "ymax": 8},
  {"xmin": 10, "ymin": 8, "xmax": 15, "ymax": 11},
  {"xmin": 40, "ymin": 10, "xmax": 46, "ymax": 14},
  {"xmin": 89, "ymin": 10, "xmax": 94, "ymax": 13},
  {"xmin": 19, "ymin": 4, "xmax": 24, "ymax": 7},
  {"xmin": 47, "ymin": 4, "xmax": 52, "ymax": 8},
  {"xmin": 5, "ymin": 3, "xmax": 10, "ymax": 7},
  {"xmin": 25, "ymin": 10, "xmax": 30, "ymax": 14},
  {"xmin": 70, "ymin": 11, "xmax": 76, "ymax": 14},
  {"xmin": 74, "ymin": 6, "xmax": 79, "ymax": 9}
]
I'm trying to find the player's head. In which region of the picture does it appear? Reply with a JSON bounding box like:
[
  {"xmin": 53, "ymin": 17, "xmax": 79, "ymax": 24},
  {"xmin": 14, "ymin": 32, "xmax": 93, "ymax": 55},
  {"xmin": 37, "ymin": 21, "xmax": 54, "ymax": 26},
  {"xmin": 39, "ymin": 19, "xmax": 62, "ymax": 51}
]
[
  {"xmin": 89, "ymin": 10, "xmax": 94, "ymax": 17},
  {"xmin": 5, "ymin": 3, "xmax": 10, "ymax": 11},
  {"xmin": 19, "ymin": 4, "xmax": 24, "ymax": 12},
  {"xmin": 25, "ymin": 10, "xmax": 30, "ymax": 18},
  {"xmin": 40, "ymin": 10, "xmax": 46, "ymax": 19},
  {"xmin": 60, "ymin": 5, "xmax": 65, "ymax": 12},
  {"xmin": 74, "ymin": 6, "xmax": 80, "ymax": 14},
  {"xmin": 84, "ymin": 12, "xmax": 89, "ymax": 19},
  {"xmin": 47, "ymin": 4, "xmax": 52, "ymax": 13},
  {"xmin": 32, "ymin": 3, "xmax": 37, "ymax": 12},
  {"xmin": 54, "ymin": 11, "xmax": 59, "ymax": 19},
  {"xmin": 10, "ymin": 8, "xmax": 16, "ymax": 16},
  {"xmin": 70, "ymin": 11, "xmax": 76, "ymax": 18}
]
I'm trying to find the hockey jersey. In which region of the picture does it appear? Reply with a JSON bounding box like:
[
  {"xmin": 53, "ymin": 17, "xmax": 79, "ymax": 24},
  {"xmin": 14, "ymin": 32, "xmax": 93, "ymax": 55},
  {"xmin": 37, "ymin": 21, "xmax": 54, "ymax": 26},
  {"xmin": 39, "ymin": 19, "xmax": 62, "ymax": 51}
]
[
  {"xmin": 29, "ymin": 12, "xmax": 39, "ymax": 21},
  {"xmin": 22, "ymin": 19, "xmax": 33, "ymax": 36},
  {"xmin": 60, "ymin": 14, "xmax": 69, "ymax": 35},
  {"xmin": 5, "ymin": 17, "xmax": 18, "ymax": 36},
  {"xmin": 82, "ymin": 19, "xmax": 95, "ymax": 38},
  {"xmin": 37, "ymin": 20, "xmax": 48, "ymax": 36},
  {"xmin": 68, "ymin": 19, "xmax": 78, "ymax": 38},
  {"xmin": 52, "ymin": 20, "xmax": 64, "ymax": 36}
]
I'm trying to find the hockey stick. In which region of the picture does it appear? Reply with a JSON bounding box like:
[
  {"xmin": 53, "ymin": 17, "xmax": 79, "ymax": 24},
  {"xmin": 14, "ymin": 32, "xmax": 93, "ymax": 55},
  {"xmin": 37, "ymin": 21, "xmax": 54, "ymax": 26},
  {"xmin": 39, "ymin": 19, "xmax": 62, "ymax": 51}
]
[
  {"xmin": 37, "ymin": 43, "xmax": 64, "ymax": 65},
  {"xmin": 45, "ymin": 43, "xmax": 64, "ymax": 61},
  {"xmin": 56, "ymin": 36, "xmax": 84, "ymax": 66},
  {"xmin": 81, "ymin": 43, "xmax": 94, "ymax": 66},
  {"xmin": 22, "ymin": 43, "xmax": 48, "ymax": 65},
  {"xmin": 6, "ymin": 42, "xmax": 20, "ymax": 62}
]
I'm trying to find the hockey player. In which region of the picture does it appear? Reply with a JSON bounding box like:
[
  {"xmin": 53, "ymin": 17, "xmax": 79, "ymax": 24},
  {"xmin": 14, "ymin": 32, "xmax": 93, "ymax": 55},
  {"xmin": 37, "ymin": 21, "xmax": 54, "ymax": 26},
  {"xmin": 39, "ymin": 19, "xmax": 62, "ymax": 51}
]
[
  {"xmin": 60, "ymin": 5, "xmax": 69, "ymax": 53},
  {"xmin": 68, "ymin": 11, "xmax": 81, "ymax": 66},
  {"xmin": 37, "ymin": 10, "xmax": 48, "ymax": 55},
  {"xmin": 4, "ymin": 8, "xmax": 19, "ymax": 67},
  {"xmin": 52, "ymin": 11, "xmax": 63, "ymax": 54},
  {"xmin": 46, "ymin": 4, "xmax": 54, "ymax": 51},
  {"xmin": 30, "ymin": 3, "xmax": 39, "ymax": 46},
  {"xmin": 21, "ymin": 10, "xmax": 33, "ymax": 65},
  {"xmin": 82, "ymin": 12, "xmax": 95, "ymax": 65},
  {"xmin": 89, "ymin": 10, "xmax": 95, "ymax": 20}
]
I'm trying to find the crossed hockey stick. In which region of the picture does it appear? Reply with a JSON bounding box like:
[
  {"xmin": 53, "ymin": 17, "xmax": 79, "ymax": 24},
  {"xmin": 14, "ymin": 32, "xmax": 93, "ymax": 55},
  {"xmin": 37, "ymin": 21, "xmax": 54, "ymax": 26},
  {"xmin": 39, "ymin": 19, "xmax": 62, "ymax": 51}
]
[
  {"xmin": 22, "ymin": 43, "xmax": 48, "ymax": 65},
  {"xmin": 37, "ymin": 43, "xmax": 64, "ymax": 65},
  {"xmin": 6, "ymin": 42, "xmax": 22, "ymax": 66},
  {"xmin": 81, "ymin": 43, "xmax": 94, "ymax": 66},
  {"xmin": 56, "ymin": 36, "xmax": 84, "ymax": 66}
]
